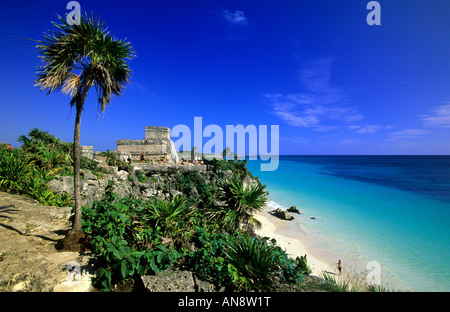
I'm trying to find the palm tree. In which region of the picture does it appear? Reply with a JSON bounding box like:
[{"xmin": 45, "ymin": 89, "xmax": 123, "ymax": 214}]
[
  {"xmin": 210, "ymin": 174, "xmax": 268, "ymax": 233},
  {"xmin": 35, "ymin": 13, "xmax": 134, "ymax": 250}
]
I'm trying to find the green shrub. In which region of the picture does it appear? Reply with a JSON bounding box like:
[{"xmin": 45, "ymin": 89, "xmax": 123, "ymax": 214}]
[
  {"xmin": 207, "ymin": 174, "xmax": 267, "ymax": 233},
  {"xmin": 0, "ymin": 148, "xmax": 33, "ymax": 193},
  {"xmin": 82, "ymin": 195, "xmax": 186, "ymax": 291},
  {"xmin": 224, "ymin": 234, "xmax": 279, "ymax": 291},
  {"xmin": 203, "ymin": 158, "xmax": 254, "ymax": 179},
  {"xmin": 187, "ymin": 227, "xmax": 303, "ymax": 291},
  {"xmin": 294, "ymin": 255, "xmax": 312, "ymax": 275},
  {"xmin": 142, "ymin": 195, "xmax": 195, "ymax": 247},
  {"xmin": 135, "ymin": 171, "xmax": 147, "ymax": 183},
  {"xmin": 174, "ymin": 171, "xmax": 217, "ymax": 209},
  {"xmin": 0, "ymin": 146, "xmax": 72, "ymax": 207}
]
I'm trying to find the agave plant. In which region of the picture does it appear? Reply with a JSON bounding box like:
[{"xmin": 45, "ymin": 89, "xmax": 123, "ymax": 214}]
[
  {"xmin": 210, "ymin": 174, "xmax": 268, "ymax": 232},
  {"xmin": 143, "ymin": 195, "xmax": 195, "ymax": 245},
  {"xmin": 0, "ymin": 148, "xmax": 33, "ymax": 193},
  {"xmin": 224, "ymin": 234, "xmax": 280, "ymax": 291}
]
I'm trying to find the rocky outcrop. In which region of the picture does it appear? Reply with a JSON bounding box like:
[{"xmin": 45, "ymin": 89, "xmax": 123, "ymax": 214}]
[
  {"xmin": 287, "ymin": 205, "xmax": 300, "ymax": 214},
  {"xmin": 141, "ymin": 269, "xmax": 220, "ymax": 292},
  {"xmin": 0, "ymin": 191, "xmax": 96, "ymax": 292},
  {"xmin": 270, "ymin": 208, "xmax": 294, "ymax": 221},
  {"xmin": 48, "ymin": 164, "xmax": 258, "ymax": 209},
  {"xmin": 48, "ymin": 169, "xmax": 133, "ymax": 208}
]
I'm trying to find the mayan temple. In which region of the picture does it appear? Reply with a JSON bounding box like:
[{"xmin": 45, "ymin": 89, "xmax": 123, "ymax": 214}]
[{"xmin": 116, "ymin": 126, "xmax": 179, "ymax": 163}]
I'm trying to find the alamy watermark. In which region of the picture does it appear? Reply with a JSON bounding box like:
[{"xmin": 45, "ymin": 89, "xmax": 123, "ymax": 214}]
[
  {"xmin": 366, "ymin": 1, "xmax": 381, "ymax": 26},
  {"xmin": 66, "ymin": 1, "xmax": 81, "ymax": 25},
  {"xmin": 171, "ymin": 117, "xmax": 280, "ymax": 171},
  {"xmin": 366, "ymin": 261, "xmax": 381, "ymax": 286},
  {"xmin": 66, "ymin": 261, "xmax": 81, "ymax": 283}
]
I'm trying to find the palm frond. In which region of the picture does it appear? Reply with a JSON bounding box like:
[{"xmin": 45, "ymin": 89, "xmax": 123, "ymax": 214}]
[{"xmin": 35, "ymin": 12, "xmax": 135, "ymax": 111}]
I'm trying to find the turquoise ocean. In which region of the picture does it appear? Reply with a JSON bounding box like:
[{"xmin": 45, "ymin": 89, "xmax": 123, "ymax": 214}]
[{"xmin": 246, "ymin": 156, "xmax": 450, "ymax": 292}]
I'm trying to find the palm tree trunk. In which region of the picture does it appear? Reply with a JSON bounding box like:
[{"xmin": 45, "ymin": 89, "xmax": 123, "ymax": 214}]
[
  {"xmin": 56, "ymin": 84, "xmax": 91, "ymax": 252},
  {"xmin": 72, "ymin": 84, "xmax": 90, "ymax": 232},
  {"xmin": 72, "ymin": 105, "xmax": 83, "ymax": 231}
]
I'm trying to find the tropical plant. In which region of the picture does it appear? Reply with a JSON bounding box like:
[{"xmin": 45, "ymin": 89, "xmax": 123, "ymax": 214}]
[
  {"xmin": 82, "ymin": 195, "xmax": 183, "ymax": 290},
  {"xmin": 224, "ymin": 234, "xmax": 280, "ymax": 291},
  {"xmin": 0, "ymin": 145, "xmax": 72, "ymax": 206},
  {"xmin": 174, "ymin": 171, "xmax": 217, "ymax": 209},
  {"xmin": 209, "ymin": 174, "xmax": 268, "ymax": 232},
  {"xmin": 0, "ymin": 148, "xmax": 33, "ymax": 193},
  {"xmin": 34, "ymin": 13, "xmax": 134, "ymax": 248},
  {"xmin": 187, "ymin": 228, "xmax": 303, "ymax": 291},
  {"xmin": 142, "ymin": 195, "xmax": 195, "ymax": 246}
]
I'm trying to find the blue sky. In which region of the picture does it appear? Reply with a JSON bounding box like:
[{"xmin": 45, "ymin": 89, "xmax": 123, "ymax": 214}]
[{"xmin": 1, "ymin": 0, "xmax": 449, "ymax": 155}]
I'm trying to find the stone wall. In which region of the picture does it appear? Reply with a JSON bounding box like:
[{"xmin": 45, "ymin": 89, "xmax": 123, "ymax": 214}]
[
  {"xmin": 116, "ymin": 126, "xmax": 179, "ymax": 163},
  {"xmin": 80, "ymin": 146, "xmax": 93, "ymax": 160},
  {"xmin": 145, "ymin": 126, "xmax": 171, "ymax": 140}
]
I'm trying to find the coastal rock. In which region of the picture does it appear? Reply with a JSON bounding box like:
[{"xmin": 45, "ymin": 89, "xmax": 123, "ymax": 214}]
[
  {"xmin": 270, "ymin": 208, "xmax": 294, "ymax": 221},
  {"xmin": 141, "ymin": 269, "xmax": 219, "ymax": 292},
  {"xmin": 141, "ymin": 269, "xmax": 196, "ymax": 292},
  {"xmin": 287, "ymin": 205, "xmax": 300, "ymax": 214}
]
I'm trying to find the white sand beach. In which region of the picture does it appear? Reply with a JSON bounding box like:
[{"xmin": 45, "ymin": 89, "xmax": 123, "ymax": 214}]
[{"xmin": 253, "ymin": 210, "xmax": 335, "ymax": 277}]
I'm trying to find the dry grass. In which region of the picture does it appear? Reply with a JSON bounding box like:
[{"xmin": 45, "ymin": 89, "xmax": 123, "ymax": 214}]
[{"xmin": 318, "ymin": 264, "xmax": 392, "ymax": 292}]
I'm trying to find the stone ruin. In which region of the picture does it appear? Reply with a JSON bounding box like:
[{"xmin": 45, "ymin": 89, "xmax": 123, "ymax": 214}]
[
  {"xmin": 80, "ymin": 145, "xmax": 94, "ymax": 160},
  {"xmin": 116, "ymin": 126, "xmax": 179, "ymax": 164}
]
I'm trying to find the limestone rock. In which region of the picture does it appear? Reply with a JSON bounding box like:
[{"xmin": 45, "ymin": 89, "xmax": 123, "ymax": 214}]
[
  {"xmin": 141, "ymin": 269, "xmax": 219, "ymax": 292},
  {"xmin": 141, "ymin": 269, "xmax": 195, "ymax": 292},
  {"xmin": 287, "ymin": 205, "xmax": 300, "ymax": 214},
  {"xmin": 270, "ymin": 208, "xmax": 294, "ymax": 221}
]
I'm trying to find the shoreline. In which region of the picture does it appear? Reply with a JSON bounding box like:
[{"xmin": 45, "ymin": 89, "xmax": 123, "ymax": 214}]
[
  {"xmin": 253, "ymin": 208, "xmax": 335, "ymax": 277},
  {"xmin": 253, "ymin": 203, "xmax": 411, "ymax": 292}
]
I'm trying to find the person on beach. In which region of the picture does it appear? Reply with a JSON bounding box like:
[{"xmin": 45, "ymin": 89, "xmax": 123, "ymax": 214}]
[{"xmin": 337, "ymin": 260, "xmax": 342, "ymax": 276}]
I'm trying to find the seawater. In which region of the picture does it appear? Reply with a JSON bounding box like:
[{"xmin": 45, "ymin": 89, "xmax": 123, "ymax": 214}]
[{"xmin": 246, "ymin": 156, "xmax": 450, "ymax": 292}]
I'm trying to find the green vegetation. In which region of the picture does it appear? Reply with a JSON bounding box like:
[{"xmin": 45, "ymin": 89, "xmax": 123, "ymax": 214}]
[
  {"xmin": 100, "ymin": 150, "xmax": 132, "ymax": 172},
  {"xmin": 82, "ymin": 194, "xmax": 184, "ymax": 290},
  {"xmin": 204, "ymin": 157, "xmax": 254, "ymax": 179},
  {"xmin": 187, "ymin": 228, "xmax": 303, "ymax": 291},
  {"xmin": 208, "ymin": 174, "xmax": 267, "ymax": 232},
  {"xmin": 0, "ymin": 129, "xmax": 73, "ymax": 207},
  {"xmin": 81, "ymin": 163, "xmax": 311, "ymax": 291},
  {"xmin": 174, "ymin": 171, "xmax": 217, "ymax": 209}
]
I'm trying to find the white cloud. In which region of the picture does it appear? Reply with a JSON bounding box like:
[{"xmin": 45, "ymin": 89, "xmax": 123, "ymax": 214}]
[
  {"xmin": 421, "ymin": 104, "xmax": 450, "ymax": 128},
  {"xmin": 268, "ymin": 95, "xmax": 365, "ymax": 130},
  {"xmin": 221, "ymin": 9, "xmax": 248, "ymax": 26},
  {"xmin": 266, "ymin": 57, "xmax": 369, "ymax": 129},
  {"xmin": 388, "ymin": 128, "xmax": 429, "ymax": 141},
  {"xmin": 352, "ymin": 124, "xmax": 393, "ymax": 134}
]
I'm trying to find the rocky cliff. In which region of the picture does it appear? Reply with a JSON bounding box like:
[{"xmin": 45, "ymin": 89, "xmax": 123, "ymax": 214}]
[{"xmin": 48, "ymin": 163, "xmax": 258, "ymax": 208}]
